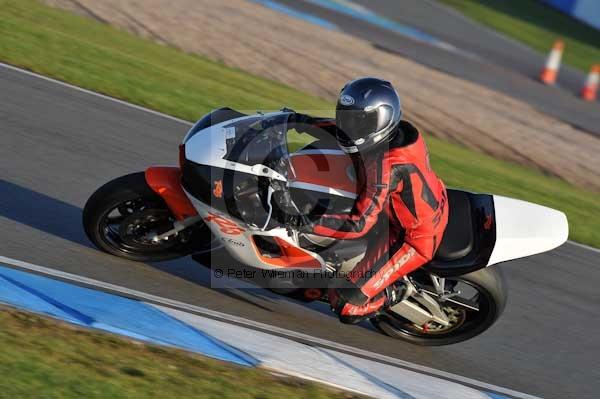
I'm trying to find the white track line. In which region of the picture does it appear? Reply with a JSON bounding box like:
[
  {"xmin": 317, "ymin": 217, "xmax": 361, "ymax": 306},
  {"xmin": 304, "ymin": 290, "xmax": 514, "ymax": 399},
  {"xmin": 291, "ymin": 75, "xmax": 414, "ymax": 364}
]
[
  {"xmin": 2, "ymin": 61, "xmax": 598, "ymax": 256},
  {"xmin": 0, "ymin": 254, "xmax": 538, "ymax": 399},
  {"xmin": 0, "ymin": 62, "xmax": 192, "ymax": 126},
  {"xmin": 566, "ymin": 240, "xmax": 600, "ymax": 255}
]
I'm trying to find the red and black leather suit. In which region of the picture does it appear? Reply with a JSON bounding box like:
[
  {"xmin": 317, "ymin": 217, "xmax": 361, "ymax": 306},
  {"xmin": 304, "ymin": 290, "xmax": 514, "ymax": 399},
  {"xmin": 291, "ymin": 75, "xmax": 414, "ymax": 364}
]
[{"xmin": 303, "ymin": 118, "xmax": 449, "ymax": 323}]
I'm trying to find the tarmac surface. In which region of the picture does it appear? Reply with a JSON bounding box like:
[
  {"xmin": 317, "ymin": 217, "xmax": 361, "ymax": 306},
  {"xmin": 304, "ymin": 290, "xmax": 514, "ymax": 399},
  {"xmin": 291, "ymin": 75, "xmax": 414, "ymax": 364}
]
[{"xmin": 1, "ymin": 64, "xmax": 599, "ymax": 398}]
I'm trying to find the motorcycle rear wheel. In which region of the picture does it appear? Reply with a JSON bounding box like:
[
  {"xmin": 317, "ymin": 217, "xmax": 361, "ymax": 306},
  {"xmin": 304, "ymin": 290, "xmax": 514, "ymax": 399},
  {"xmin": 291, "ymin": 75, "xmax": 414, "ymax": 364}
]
[
  {"xmin": 371, "ymin": 267, "xmax": 507, "ymax": 346},
  {"xmin": 83, "ymin": 172, "xmax": 209, "ymax": 262}
]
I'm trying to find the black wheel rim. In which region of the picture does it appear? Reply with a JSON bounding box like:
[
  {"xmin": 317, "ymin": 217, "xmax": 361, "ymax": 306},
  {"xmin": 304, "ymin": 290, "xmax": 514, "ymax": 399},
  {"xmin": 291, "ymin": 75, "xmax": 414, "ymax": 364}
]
[{"xmin": 98, "ymin": 197, "xmax": 180, "ymax": 255}]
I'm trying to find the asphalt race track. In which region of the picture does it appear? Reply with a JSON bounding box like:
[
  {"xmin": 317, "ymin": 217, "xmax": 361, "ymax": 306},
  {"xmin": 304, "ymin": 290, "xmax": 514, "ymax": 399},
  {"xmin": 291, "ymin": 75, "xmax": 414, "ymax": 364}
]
[
  {"xmin": 1, "ymin": 64, "xmax": 599, "ymax": 399},
  {"xmin": 275, "ymin": 0, "xmax": 600, "ymax": 137},
  {"xmin": 352, "ymin": 0, "xmax": 588, "ymax": 94}
]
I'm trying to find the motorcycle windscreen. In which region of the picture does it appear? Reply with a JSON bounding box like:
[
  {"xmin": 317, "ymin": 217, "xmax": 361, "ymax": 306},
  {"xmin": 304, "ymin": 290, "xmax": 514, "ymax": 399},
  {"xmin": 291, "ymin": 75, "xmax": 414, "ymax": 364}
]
[
  {"xmin": 182, "ymin": 112, "xmax": 293, "ymax": 225},
  {"xmin": 222, "ymin": 113, "xmax": 292, "ymax": 179}
]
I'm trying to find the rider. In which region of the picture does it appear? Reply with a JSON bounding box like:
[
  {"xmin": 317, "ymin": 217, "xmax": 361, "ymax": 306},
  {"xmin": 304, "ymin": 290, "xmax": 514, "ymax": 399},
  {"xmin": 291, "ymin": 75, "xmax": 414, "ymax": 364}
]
[{"xmin": 293, "ymin": 77, "xmax": 449, "ymax": 324}]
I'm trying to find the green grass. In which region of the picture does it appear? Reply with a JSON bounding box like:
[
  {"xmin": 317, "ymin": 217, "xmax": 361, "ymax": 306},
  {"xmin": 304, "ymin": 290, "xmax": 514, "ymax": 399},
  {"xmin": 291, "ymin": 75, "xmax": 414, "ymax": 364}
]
[
  {"xmin": 427, "ymin": 136, "xmax": 599, "ymax": 248},
  {"xmin": 439, "ymin": 0, "xmax": 600, "ymax": 73},
  {"xmin": 0, "ymin": 0, "xmax": 331, "ymax": 118},
  {"xmin": 0, "ymin": 307, "xmax": 359, "ymax": 399},
  {"xmin": 0, "ymin": 0, "xmax": 598, "ymax": 247}
]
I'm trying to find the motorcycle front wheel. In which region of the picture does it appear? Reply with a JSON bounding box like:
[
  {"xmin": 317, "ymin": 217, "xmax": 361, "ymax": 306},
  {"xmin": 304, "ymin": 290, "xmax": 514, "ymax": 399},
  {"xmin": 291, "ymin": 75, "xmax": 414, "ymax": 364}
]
[
  {"xmin": 371, "ymin": 267, "xmax": 507, "ymax": 346},
  {"xmin": 83, "ymin": 172, "xmax": 209, "ymax": 262}
]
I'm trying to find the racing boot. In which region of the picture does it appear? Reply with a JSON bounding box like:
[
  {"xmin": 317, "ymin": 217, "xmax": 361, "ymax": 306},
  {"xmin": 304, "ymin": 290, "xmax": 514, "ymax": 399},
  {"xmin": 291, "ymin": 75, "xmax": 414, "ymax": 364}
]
[{"xmin": 329, "ymin": 281, "xmax": 406, "ymax": 324}]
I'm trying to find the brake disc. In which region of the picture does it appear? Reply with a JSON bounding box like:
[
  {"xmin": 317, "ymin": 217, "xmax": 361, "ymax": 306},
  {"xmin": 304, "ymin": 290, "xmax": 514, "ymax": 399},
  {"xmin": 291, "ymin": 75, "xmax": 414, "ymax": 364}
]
[{"xmin": 119, "ymin": 209, "xmax": 178, "ymax": 248}]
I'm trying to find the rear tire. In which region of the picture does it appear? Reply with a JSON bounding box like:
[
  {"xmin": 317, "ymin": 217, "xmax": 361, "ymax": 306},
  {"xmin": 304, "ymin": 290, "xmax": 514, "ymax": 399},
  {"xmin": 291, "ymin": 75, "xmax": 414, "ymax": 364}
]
[
  {"xmin": 371, "ymin": 267, "xmax": 507, "ymax": 346},
  {"xmin": 83, "ymin": 172, "xmax": 203, "ymax": 262}
]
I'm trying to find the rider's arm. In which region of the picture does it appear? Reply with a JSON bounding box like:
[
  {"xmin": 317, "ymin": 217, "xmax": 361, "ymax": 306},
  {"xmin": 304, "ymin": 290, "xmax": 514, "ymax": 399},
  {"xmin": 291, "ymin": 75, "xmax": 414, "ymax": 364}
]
[
  {"xmin": 289, "ymin": 113, "xmax": 337, "ymax": 143},
  {"xmin": 309, "ymin": 155, "xmax": 390, "ymax": 240}
]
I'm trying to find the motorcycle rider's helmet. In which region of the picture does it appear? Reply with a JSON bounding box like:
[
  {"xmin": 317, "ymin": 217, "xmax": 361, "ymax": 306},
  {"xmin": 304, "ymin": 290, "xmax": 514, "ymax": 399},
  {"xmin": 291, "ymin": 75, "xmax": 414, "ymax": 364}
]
[{"xmin": 335, "ymin": 77, "xmax": 402, "ymax": 154}]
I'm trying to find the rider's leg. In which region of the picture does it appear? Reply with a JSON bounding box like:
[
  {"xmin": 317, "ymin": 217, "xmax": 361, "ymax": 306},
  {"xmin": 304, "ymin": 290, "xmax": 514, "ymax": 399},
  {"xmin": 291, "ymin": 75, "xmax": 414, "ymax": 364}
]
[
  {"xmin": 328, "ymin": 221, "xmax": 403, "ymax": 324},
  {"xmin": 329, "ymin": 284, "xmax": 402, "ymax": 324},
  {"xmin": 330, "ymin": 221, "xmax": 403, "ymax": 306},
  {"xmin": 329, "ymin": 216, "xmax": 448, "ymax": 323}
]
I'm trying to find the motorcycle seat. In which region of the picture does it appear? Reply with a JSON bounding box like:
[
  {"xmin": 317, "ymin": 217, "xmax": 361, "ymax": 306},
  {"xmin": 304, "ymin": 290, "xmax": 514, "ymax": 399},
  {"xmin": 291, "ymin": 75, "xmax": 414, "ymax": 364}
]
[{"xmin": 434, "ymin": 190, "xmax": 474, "ymax": 261}]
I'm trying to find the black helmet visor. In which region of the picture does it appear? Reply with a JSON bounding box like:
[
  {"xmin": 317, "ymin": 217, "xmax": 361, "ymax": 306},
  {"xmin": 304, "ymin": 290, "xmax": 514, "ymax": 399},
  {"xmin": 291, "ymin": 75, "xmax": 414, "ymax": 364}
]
[{"xmin": 336, "ymin": 105, "xmax": 393, "ymax": 146}]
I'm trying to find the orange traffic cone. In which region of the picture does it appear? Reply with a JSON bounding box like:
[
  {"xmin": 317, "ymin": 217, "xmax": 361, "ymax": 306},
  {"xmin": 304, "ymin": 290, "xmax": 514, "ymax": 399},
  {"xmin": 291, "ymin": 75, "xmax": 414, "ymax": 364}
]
[
  {"xmin": 581, "ymin": 65, "xmax": 599, "ymax": 101},
  {"xmin": 540, "ymin": 40, "xmax": 564, "ymax": 85}
]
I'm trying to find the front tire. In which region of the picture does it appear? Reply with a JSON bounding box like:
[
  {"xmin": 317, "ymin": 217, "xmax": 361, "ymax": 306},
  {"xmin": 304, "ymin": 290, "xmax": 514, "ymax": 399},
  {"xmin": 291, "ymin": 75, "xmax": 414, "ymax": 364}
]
[
  {"xmin": 371, "ymin": 267, "xmax": 507, "ymax": 346},
  {"xmin": 83, "ymin": 172, "xmax": 201, "ymax": 262}
]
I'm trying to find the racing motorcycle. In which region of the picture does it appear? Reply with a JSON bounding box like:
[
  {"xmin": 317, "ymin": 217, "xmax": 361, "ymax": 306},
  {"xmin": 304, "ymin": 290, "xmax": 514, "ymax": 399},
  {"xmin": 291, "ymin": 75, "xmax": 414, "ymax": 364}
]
[{"xmin": 83, "ymin": 108, "xmax": 569, "ymax": 345}]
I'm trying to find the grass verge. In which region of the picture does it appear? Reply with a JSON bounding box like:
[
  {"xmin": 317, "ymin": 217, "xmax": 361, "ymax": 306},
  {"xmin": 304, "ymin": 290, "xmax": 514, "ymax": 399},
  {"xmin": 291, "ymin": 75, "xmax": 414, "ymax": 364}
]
[
  {"xmin": 0, "ymin": 0, "xmax": 598, "ymax": 247},
  {"xmin": 0, "ymin": 306, "xmax": 360, "ymax": 399},
  {"xmin": 439, "ymin": 0, "xmax": 600, "ymax": 73}
]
